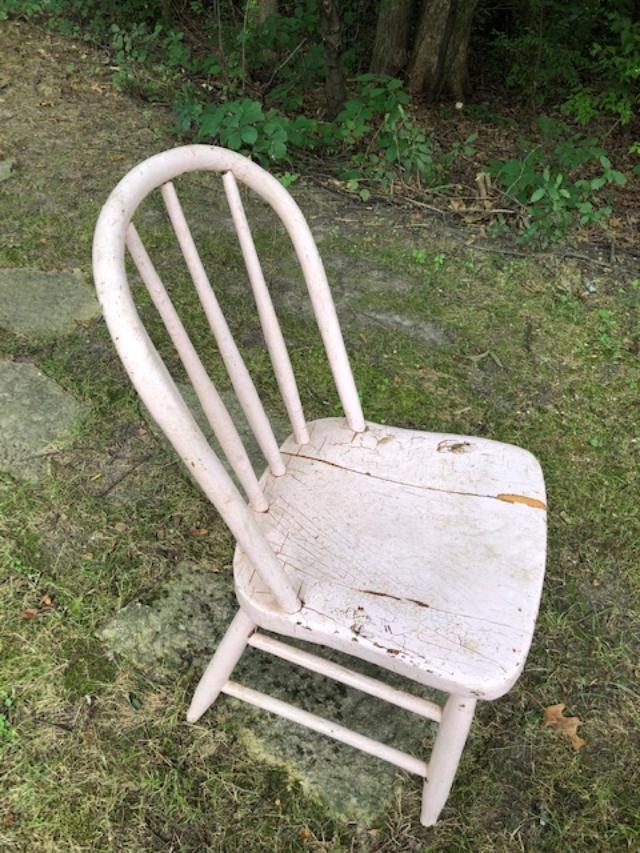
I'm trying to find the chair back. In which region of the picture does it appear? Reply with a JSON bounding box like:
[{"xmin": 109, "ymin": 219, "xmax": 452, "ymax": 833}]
[{"xmin": 93, "ymin": 145, "xmax": 365, "ymax": 613}]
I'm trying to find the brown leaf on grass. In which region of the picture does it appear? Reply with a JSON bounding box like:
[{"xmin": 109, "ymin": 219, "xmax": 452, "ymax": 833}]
[
  {"xmin": 21, "ymin": 607, "xmax": 39, "ymax": 620},
  {"xmin": 21, "ymin": 594, "xmax": 55, "ymax": 620},
  {"xmin": 299, "ymin": 826, "xmax": 312, "ymax": 844},
  {"xmin": 190, "ymin": 527, "xmax": 209, "ymax": 537},
  {"xmin": 543, "ymin": 703, "xmax": 585, "ymax": 750}
]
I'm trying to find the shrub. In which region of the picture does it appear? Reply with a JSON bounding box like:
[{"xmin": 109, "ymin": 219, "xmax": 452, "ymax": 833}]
[
  {"xmin": 488, "ymin": 118, "xmax": 626, "ymax": 244},
  {"xmin": 178, "ymin": 75, "xmax": 440, "ymax": 188},
  {"xmin": 333, "ymin": 75, "xmax": 437, "ymax": 185},
  {"xmin": 563, "ymin": 12, "xmax": 640, "ymax": 126}
]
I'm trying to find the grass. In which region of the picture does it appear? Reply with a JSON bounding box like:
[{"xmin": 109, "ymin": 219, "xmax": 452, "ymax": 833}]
[{"xmin": 1, "ymin": 17, "xmax": 640, "ymax": 852}]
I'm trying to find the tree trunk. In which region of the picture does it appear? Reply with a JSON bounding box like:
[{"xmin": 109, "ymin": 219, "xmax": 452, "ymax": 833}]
[
  {"xmin": 257, "ymin": 0, "xmax": 278, "ymax": 24},
  {"xmin": 408, "ymin": 0, "xmax": 478, "ymax": 102},
  {"xmin": 161, "ymin": 0, "xmax": 173, "ymax": 26},
  {"xmin": 370, "ymin": 0, "xmax": 412, "ymax": 76},
  {"xmin": 408, "ymin": 0, "xmax": 453, "ymax": 99},
  {"xmin": 318, "ymin": 0, "xmax": 347, "ymax": 118},
  {"xmin": 443, "ymin": 0, "xmax": 478, "ymax": 100}
]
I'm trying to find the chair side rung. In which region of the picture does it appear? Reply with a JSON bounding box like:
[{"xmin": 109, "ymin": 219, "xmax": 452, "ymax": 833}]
[
  {"xmin": 247, "ymin": 632, "xmax": 442, "ymax": 723},
  {"xmin": 222, "ymin": 680, "xmax": 428, "ymax": 778}
]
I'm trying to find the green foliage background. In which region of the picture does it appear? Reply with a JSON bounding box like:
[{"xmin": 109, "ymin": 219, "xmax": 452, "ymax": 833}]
[{"xmin": 0, "ymin": 0, "xmax": 637, "ymax": 239}]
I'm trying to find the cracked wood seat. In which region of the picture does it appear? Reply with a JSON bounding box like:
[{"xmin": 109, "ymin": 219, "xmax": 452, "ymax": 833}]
[
  {"xmin": 236, "ymin": 417, "xmax": 546, "ymax": 701},
  {"xmin": 93, "ymin": 145, "xmax": 547, "ymax": 828}
]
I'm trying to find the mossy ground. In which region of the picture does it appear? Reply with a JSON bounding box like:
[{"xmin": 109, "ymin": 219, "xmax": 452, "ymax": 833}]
[{"xmin": 1, "ymin": 18, "xmax": 639, "ymax": 852}]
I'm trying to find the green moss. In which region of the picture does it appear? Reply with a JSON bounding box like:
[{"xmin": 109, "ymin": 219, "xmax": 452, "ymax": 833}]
[{"xmin": 62, "ymin": 637, "xmax": 118, "ymax": 699}]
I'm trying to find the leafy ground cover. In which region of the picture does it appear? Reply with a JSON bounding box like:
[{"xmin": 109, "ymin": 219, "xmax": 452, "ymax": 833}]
[
  {"xmin": 1, "ymin": 18, "xmax": 640, "ymax": 852},
  {"xmin": 3, "ymin": 1, "xmax": 639, "ymax": 250}
]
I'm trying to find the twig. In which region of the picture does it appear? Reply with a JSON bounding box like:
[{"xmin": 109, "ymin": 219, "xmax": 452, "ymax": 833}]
[
  {"xmin": 265, "ymin": 39, "xmax": 307, "ymax": 89},
  {"xmin": 395, "ymin": 195, "xmax": 447, "ymax": 216},
  {"xmin": 94, "ymin": 452, "xmax": 154, "ymax": 497},
  {"xmin": 32, "ymin": 717, "xmax": 75, "ymax": 733},
  {"xmin": 405, "ymin": 207, "xmax": 516, "ymax": 217},
  {"xmin": 602, "ymin": 117, "xmax": 622, "ymax": 140},
  {"xmin": 20, "ymin": 445, "xmax": 99, "ymax": 460},
  {"xmin": 460, "ymin": 243, "xmax": 535, "ymax": 260},
  {"xmin": 466, "ymin": 350, "xmax": 505, "ymax": 369},
  {"xmin": 463, "ymin": 242, "xmax": 620, "ymax": 271},
  {"xmin": 558, "ymin": 250, "xmax": 613, "ymax": 269}
]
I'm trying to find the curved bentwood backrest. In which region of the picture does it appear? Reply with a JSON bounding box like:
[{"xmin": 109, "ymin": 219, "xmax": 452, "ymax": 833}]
[{"xmin": 93, "ymin": 146, "xmax": 365, "ymax": 614}]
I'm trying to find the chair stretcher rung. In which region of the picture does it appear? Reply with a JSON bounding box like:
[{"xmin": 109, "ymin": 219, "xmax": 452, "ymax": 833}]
[
  {"xmin": 247, "ymin": 632, "xmax": 442, "ymax": 722},
  {"xmin": 222, "ymin": 680, "xmax": 428, "ymax": 778}
]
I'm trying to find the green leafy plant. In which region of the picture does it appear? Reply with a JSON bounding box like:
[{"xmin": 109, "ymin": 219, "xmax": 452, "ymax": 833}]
[
  {"xmin": 492, "ymin": 0, "xmax": 592, "ymax": 103},
  {"xmin": 563, "ymin": 13, "xmax": 640, "ymax": 126},
  {"xmin": 344, "ymin": 177, "xmax": 371, "ymax": 201},
  {"xmin": 278, "ymin": 171, "xmax": 299, "ymax": 188},
  {"xmin": 334, "ymin": 75, "xmax": 437, "ymax": 186},
  {"xmin": 489, "ymin": 119, "xmax": 626, "ymax": 244},
  {"xmin": 595, "ymin": 307, "xmax": 622, "ymax": 359},
  {"xmin": 0, "ymin": 690, "xmax": 15, "ymax": 743},
  {"xmin": 187, "ymin": 97, "xmax": 319, "ymax": 163},
  {"xmin": 196, "ymin": 98, "xmax": 269, "ymax": 152},
  {"xmin": 0, "ymin": 0, "xmax": 49, "ymax": 18}
]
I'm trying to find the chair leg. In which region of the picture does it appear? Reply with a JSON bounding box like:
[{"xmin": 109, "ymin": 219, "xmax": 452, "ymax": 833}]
[
  {"xmin": 420, "ymin": 694, "xmax": 477, "ymax": 827},
  {"xmin": 187, "ymin": 608, "xmax": 256, "ymax": 723}
]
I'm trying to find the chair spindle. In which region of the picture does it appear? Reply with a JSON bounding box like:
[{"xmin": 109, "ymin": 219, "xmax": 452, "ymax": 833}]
[
  {"xmin": 222, "ymin": 171, "xmax": 309, "ymax": 446},
  {"xmin": 126, "ymin": 223, "xmax": 268, "ymax": 512},
  {"xmin": 160, "ymin": 181, "xmax": 286, "ymax": 476}
]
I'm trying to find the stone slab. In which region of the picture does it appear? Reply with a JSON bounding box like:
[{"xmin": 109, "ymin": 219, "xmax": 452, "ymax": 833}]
[
  {"xmin": 0, "ymin": 360, "xmax": 86, "ymax": 481},
  {"xmin": 100, "ymin": 561, "xmax": 437, "ymax": 824},
  {"xmin": 0, "ymin": 268, "xmax": 100, "ymax": 338}
]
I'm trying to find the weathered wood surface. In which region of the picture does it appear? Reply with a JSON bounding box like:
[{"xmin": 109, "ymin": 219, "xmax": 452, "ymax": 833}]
[{"xmin": 235, "ymin": 417, "xmax": 546, "ymax": 700}]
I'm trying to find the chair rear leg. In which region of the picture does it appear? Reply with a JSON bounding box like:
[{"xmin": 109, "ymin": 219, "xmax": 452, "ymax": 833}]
[
  {"xmin": 420, "ymin": 694, "xmax": 477, "ymax": 826},
  {"xmin": 187, "ymin": 609, "xmax": 256, "ymax": 723}
]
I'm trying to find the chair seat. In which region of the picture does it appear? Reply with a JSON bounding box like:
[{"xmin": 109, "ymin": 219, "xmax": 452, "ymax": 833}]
[{"xmin": 234, "ymin": 418, "xmax": 547, "ymax": 701}]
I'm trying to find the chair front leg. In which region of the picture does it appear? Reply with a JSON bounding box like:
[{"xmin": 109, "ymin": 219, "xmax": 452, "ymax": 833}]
[
  {"xmin": 420, "ymin": 694, "xmax": 477, "ymax": 826},
  {"xmin": 187, "ymin": 608, "xmax": 256, "ymax": 722}
]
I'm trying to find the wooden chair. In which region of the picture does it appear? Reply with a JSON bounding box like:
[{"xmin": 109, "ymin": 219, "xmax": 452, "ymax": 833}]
[{"xmin": 93, "ymin": 145, "xmax": 547, "ymax": 826}]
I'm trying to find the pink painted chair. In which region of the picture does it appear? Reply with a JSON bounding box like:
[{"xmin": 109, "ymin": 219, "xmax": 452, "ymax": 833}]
[{"xmin": 93, "ymin": 145, "xmax": 547, "ymax": 826}]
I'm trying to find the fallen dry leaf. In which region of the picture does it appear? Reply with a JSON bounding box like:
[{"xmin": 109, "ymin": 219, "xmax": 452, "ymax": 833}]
[
  {"xmin": 21, "ymin": 607, "xmax": 39, "ymax": 620},
  {"xmin": 450, "ymin": 198, "xmax": 467, "ymax": 211},
  {"xmin": 190, "ymin": 527, "xmax": 209, "ymax": 537},
  {"xmin": 543, "ymin": 703, "xmax": 585, "ymax": 750},
  {"xmin": 497, "ymin": 493, "xmax": 547, "ymax": 510},
  {"xmin": 299, "ymin": 826, "xmax": 312, "ymax": 844}
]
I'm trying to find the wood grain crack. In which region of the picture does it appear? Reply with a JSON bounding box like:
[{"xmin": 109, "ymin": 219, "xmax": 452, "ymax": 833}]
[{"xmin": 282, "ymin": 450, "xmax": 546, "ymax": 509}]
